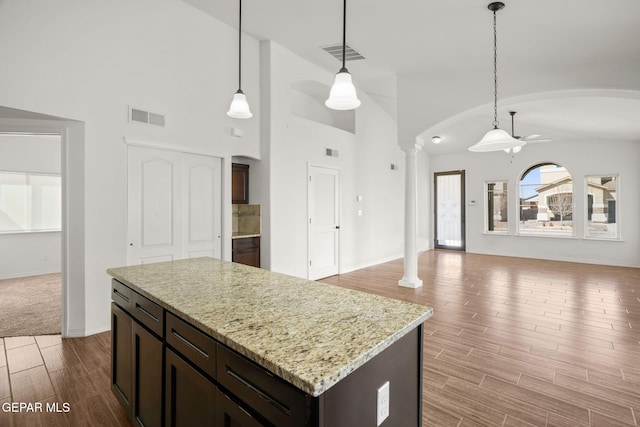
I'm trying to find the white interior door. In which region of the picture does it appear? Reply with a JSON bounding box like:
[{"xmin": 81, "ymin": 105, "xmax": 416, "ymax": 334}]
[
  {"xmin": 434, "ymin": 170, "xmax": 466, "ymax": 250},
  {"xmin": 127, "ymin": 145, "xmax": 221, "ymax": 265},
  {"xmin": 308, "ymin": 165, "xmax": 340, "ymax": 279}
]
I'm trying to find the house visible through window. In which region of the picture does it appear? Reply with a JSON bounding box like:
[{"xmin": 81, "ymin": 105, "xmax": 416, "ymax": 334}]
[
  {"xmin": 519, "ymin": 163, "xmax": 573, "ymax": 236},
  {"xmin": 0, "ymin": 171, "xmax": 61, "ymax": 233},
  {"xmin": 486, "ymin": 181, "xmax": 508, "ymax": 232},
  {"xmin": 586, "ymin": 175, "xmax": 618, "ymax": 239}
]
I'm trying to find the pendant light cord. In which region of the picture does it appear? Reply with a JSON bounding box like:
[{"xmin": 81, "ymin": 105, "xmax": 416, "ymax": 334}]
[
  {"xmin": 492, "ymin": 8, "xmax": 499, "ymax": 129},
  {"xmin": 238, "ymin": 0, "xmax": 243, "ymax": 91},
  {"xmin": 341, "ymin": 0, "xmax": 347, "ymax": 72}
]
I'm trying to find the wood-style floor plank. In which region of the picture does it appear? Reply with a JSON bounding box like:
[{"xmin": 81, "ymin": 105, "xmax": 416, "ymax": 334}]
[
  {"xmin": 1, "ymin": 250, "xmax": 639, "ymax": 426},
  {"xmin": 322, "ymin": 250, "xmax": 640, "ymax": 426}
]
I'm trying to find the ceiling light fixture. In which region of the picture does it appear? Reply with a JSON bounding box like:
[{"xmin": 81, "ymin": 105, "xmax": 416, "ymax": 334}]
[
  {"xmin": 469, "ymin": 2, "xmax": 523, "ymax": 153},
  {"xmin": 227, "ymin": 0, "xmax": 252, "ymax": 119},
  {"xmin": 432, "ymin": 136, "xmax": 442, "ymax": 144},
  {"xmin": 325, "ymin": 0, "xmax": 361, "ymax": 110}
]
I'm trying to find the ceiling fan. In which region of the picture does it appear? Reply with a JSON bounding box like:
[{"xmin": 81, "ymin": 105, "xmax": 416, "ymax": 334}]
[{"xmin": 509, "ymin": 111, "xmax": 553, "ymax": 145}]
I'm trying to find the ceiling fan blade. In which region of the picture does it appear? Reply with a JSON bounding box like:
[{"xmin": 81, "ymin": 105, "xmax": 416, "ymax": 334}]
[{"xmin": 521, "ymin": 133, "xmax": 552, "ymax": 143}]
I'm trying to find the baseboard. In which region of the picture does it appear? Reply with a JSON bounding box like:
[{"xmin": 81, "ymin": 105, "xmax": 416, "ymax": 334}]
[
  {"xmin": 63, "ymin": 324, "xmax": 110, "ymax": 338},
  {"xmin": 340, "ymin": 253, "xmax": 403, "ymax": 275},
  {"xmin": 0, "ymin": 269, "xmax": 62, "ymax": 280}
]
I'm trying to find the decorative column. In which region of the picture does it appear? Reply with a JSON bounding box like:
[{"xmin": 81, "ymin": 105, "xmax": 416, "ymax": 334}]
[{"xmin": 398, "ymin": 143, "xmax": 423, "ymax": 288}]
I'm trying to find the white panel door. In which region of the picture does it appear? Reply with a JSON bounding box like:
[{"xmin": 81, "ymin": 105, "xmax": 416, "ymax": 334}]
[
  {"xmin": 183, "ymin": 153, "xmax": 221, "ymax": 259},
  {"xmin": 127, "ymin": 146, "xmax": 221, "ymax": 265},
  {"xmin": 308, "ymin": 165, "xmax": 340, "ymax": 279}
]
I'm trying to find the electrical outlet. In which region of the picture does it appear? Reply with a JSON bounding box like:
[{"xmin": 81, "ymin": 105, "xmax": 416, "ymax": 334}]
[{"xmin": 377, "ymin": 381, "xmax": 390, "ymax": 426}]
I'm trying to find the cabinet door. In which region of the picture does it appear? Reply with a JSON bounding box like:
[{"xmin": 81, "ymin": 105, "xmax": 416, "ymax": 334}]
[
  {"xmin": 232, "ymin": 163, "xmax": 249, "ymax": 204},
  {"xmin": 132, "ymin": 322, "xmax": 163, "ymax": 427},
  {"xmin": 165, "ymin": 348, "xmax": 216, "ymax": 427},
  {"xmin": 111, "ymin": 303, "xmax": 133, "ymax": 416},
  {"xmin": 216, "ymin": 390, "xmax": 267, "ymax": 427}
]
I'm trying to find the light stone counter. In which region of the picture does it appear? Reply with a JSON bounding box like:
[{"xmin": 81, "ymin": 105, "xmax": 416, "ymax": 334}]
[{"xmin": 107, "ymin": 257, "xmax": 432, "ymax": 397}]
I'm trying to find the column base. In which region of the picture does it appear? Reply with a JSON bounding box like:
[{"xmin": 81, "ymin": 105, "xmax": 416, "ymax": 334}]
[{"xmin": 398, "ymin": 277, "xmax": 423, "ymax": 289}]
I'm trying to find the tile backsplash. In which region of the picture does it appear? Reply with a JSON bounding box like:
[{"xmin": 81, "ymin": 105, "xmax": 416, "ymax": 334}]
[{"xmin": 232, "ymin": 204, "xmax": 261, "ymax": 235}]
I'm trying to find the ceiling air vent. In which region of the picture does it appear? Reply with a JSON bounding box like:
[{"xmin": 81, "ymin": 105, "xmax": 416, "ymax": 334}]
[
  {"xmin": 322, "ymin": 43, "xmax": 365, "ymax": 62},
  {"xmin": 129, "ymin": 106, "xmax": 166, "ymax": 128}
]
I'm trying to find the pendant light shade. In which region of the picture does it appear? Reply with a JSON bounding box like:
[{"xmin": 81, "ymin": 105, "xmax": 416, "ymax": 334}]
[
  {"xmin": 227, "ymin": 0, "xmax": 252, "ymax": 119},
  {"xmin": 326, "ymin": 0, "xmax": 360, "ymax": 110},
  {"xmin": 469, "ymin": 2, "xmax": 523, "ymax": 153},
  {"xmin": 227, "ymin": 90, "xmax": 252, "ymax": 119},
  {"xmin": 326, "ymin": 69, "xmax": 361, "ymax": 110}
]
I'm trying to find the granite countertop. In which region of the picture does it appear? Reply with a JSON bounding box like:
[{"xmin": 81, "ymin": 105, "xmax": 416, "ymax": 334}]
[{"xmin": 107, "ymin": 257, "xmax": 432, "ymax": 397}]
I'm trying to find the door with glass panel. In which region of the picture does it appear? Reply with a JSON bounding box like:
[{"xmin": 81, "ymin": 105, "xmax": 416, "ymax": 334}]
[{"xmin": 434, "ymin": 170, "xmax": 465, "ymax": 250}]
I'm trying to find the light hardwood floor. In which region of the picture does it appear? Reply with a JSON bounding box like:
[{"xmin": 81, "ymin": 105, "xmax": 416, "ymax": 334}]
[{"xmin": 1, "ymin": 250, "xmax": 639, "ymax": 426}]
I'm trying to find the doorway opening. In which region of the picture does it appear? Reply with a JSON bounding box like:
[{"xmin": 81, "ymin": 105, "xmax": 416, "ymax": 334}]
[{"xmin": 0, "ymin": 132, "xmax": 62, "ymax": 337}]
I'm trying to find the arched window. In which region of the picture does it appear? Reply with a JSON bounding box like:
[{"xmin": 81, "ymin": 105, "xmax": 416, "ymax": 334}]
[{"xmin": 519, "ymin": 163, "xmax": 573, "ymax": 236}]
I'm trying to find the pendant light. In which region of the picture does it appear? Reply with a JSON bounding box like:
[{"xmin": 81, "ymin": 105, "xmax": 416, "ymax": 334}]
[
  {"xmin": 227, "ymin": 0, "xmax": 252, "ymax": 119},
  {"xmin": 468, "ymin": 2, "xmax": 522, "ymax": 152},
  {"xmin": 325, "ymin": 0, "xmax": 361, "ymax": 110}
]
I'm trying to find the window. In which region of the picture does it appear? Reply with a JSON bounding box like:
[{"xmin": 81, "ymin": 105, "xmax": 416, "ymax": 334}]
[
  {"xmin": 0, "ymin": 172, "xmax": 61, "ymax": 233},
  {"xmin": 486, "ymin": 181, "xmax": 508, "ymax": 232},
  {"xmin": 519, "ymin": 163, "xmax": 573, "ymax": 236},
  {"xmin": 586, "ymin": 175, "xmax": 618, "ymax": 239}
]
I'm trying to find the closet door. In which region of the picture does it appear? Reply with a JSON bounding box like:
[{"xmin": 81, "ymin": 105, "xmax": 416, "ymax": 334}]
[{"xmin": 127, "ymin": 145, "xmax": 221, "ymax": 265}]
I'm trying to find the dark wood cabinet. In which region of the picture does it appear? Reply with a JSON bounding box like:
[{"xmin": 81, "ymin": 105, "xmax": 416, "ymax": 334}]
[
  {"xmin": 165, "ymin": 348, "xmax": 217, "ymax": 427},
  {"xmin": 232, "ymin": 237, "xmax": 260, "ymax": 268},
  {"xmin": 111, "ymin": 303, "xmax": 133, "ymax": 414},
  {"xmin": 111, "ymin": 280, "xmax": 163, "ymax": 427},
  {"xmin": 216, "ymin": 390, "xmax": 267, "ymax": 427},
  {"xmin": 232, "ymin": 163, "xmax": 250, "ymax": 204},
  {"xmin": 133, "ymin": 321, "xmax": 163, "ymax": 427}
]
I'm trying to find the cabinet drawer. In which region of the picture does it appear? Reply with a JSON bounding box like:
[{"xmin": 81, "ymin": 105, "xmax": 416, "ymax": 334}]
[
  {"xmin": 166, "ymin": 312, "xmax": 217, "ymax": 379},
  {"xmin": 112, "ymin": 279, "xmax": 133, "ymax": 312},
  {"xmin": 232, "ymin": 236, "xmax": 260, "ymax": 251},
  {"xmin": 132, "ymin": 292, "xmax": 163, "ymax": 337},
  {"xmin": 217, "ymin": 344, "xmax": 307, "ymax": 427}
]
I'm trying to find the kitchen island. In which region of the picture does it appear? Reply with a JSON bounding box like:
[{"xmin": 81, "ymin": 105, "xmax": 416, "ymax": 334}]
[{"xmin": 107, "ymin": 257, "xmax": 432, "ymax": 427}]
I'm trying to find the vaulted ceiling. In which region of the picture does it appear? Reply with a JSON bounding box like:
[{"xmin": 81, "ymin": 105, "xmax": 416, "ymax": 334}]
[{"xmin": 182, "ymin": 0, "xmax": 640, "ymax": 154}]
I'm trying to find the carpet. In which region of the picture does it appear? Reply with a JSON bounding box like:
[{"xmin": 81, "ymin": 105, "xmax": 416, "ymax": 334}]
[{"xmin": 0, "ymin": 272, "xmax": 62, "ymax": 337}]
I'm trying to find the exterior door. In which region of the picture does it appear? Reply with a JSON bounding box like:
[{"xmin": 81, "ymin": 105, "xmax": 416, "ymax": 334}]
[
  {"xmin": 127, "ymin": 145, "xmax": 221, "ymax": 265},
  {"xmin": 308, "ymin": 165, "xmax": 340, "ymax": 280},
  {"xmin": 434, "ymin": 170, "xmax": 465, "ymax": 250}
]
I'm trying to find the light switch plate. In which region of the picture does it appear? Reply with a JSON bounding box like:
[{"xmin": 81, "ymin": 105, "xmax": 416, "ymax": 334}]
[{"xmin": 377, "ymin": 381, "xmax": 390, "ymax": 426}]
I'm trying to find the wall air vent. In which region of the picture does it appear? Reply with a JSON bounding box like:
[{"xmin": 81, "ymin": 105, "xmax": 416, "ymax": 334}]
[
  {"xmin": 322, "ymin": 43, "xmax": 365, "ymax": 62},
  {"xmin": 390, "ymin": 164, "xmax": 398, "ymax": 171},
  {"xmin": 325, "ymin": 148, "xmax": 339, "ymax": 158},
  {"xmin": 129, "ymin": 106, "xmax": 166, "ymax": 128}
]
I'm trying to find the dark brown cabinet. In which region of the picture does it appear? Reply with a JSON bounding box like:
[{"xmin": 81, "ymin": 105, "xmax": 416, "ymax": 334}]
[
  {"xmin": 165, "ymin": 348, "xmax": 216, "ymax": 427},
  {"xmin": 111, "ymin": 281, "xmax": 163, "ymax": 427},
  {"xmin": 111, "ymin": 303, "xmax": 133, "ymax": 414},
  {"xmin": 216, "ymin": 390, "xmax": 267, "ymax": 427},
  {"xmin": 232, "ymin": 237, "xmax": 260, "ymax": 268},
  {"xmin": 232, "ymin": 163, "xmax": 250, "ymax": 204}
]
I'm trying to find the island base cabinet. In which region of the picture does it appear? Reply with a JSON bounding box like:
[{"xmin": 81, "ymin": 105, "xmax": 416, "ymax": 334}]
[
  {"xmin": 132, "ymin": 322, "xmax": 163, "ymax": 427},
  {"xmin": 166, "ymin": 348, "xmax": 216, "ymax": 427}
]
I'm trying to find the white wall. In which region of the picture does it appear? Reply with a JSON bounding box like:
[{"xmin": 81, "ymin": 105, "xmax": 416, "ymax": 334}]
[
  {"xmin": 429, "ymin": 138, "xmax": 640, "ymax": 267},
  {"xmin": 261, "ymin": 41, "xmax": 405, "ymax": 279},
  {"xmin": 0, "ymin": 134, "xmax": 62, "ymax": 278},
  {"xmin": 0, "ymin": 0, "xmax": 261, "ymax": 335}
]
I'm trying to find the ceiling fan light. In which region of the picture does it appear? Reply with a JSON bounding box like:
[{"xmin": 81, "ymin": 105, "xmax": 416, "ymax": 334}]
[
  {"xmin": 469, "ymin": 128, "xmax": 525, "ymax": 152},
  {"xmin": 227, "ymin": 90, "xmax": 253, "ymax": 119},
  {"xmin": 325, "ymin": 70, "xmax": 361, "ymax": 110}
]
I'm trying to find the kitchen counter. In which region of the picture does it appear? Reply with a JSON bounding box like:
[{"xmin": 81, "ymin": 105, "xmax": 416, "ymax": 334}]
[
  {"xmin": 231, "ymin": 232, "xmax": 261, "ymax": 239},
  {"xmin": 107, "ymin": 257, "xmax": 432, "ymax": 397}
]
